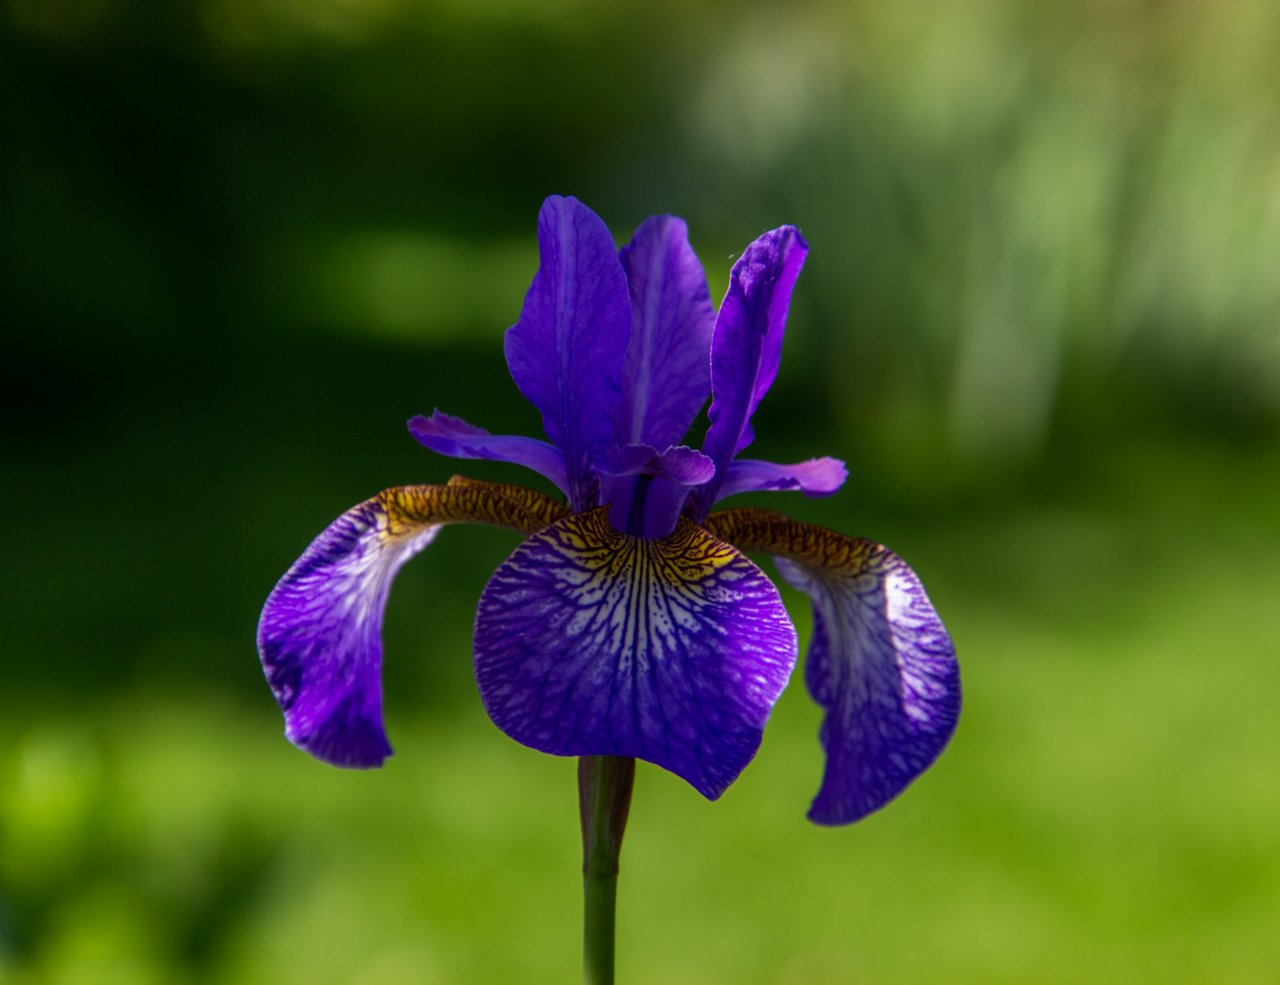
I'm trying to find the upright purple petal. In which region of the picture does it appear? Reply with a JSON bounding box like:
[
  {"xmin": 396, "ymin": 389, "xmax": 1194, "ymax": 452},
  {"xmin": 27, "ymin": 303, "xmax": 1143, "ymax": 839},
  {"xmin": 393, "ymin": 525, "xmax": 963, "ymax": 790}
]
[
  {"xmin": 504, "ymin": 196, "xmax": 631, "ymax": 509},
  {"xmin": 718, "ymin": 457, "xmax": 848, "ymax": 501},
  {"xmin": 689, "ymin": 226, "xmax": 808, "ymax": 519},
  {"xmin": 473, "ymin": 508, "xmax": 798, "ymax": 801},
  {"xmin": 615, "ymin": 216, "xmax": 716, "ymax": 448},
  {"xmin": 707, "ymin": 508, "xmax": 960, "ymax": 825},
  {"xmin": 257, "ymin": 482, "xmax": 563, "ymax": 769},
  {"xmin": 409, "ymin": 410, "xmax": 568, "ymax": 496}
]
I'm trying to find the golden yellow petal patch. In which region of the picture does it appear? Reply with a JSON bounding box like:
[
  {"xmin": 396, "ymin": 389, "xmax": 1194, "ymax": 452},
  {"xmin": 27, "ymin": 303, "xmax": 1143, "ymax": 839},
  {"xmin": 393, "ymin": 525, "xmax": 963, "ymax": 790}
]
[
  {"xmin": 704, "ymin": 507, "xmax": 879, "ymax": 575},
  {"xmin": 376, "ymin": 478, "xmax": 567, "ymax": 541},
  {"xmin": 445, "ymin": 475, "xmax": 570, "ymax": 530}
]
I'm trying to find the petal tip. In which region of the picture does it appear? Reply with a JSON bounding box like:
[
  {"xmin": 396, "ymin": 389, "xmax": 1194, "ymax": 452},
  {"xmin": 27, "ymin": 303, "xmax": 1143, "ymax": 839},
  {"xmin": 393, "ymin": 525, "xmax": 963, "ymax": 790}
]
[
  {"xmin": 287, "ymin": 719, "xmax": 394, "ymax": 770},
  {"xmin": 803, "ymin": 458, "xmax": 848, "ymax": 497}
]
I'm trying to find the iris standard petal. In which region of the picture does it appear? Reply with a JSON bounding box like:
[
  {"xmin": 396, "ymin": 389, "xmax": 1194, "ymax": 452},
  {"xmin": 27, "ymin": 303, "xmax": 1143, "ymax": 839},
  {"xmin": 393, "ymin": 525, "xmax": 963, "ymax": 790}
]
[
  {"xmin": 689, "ymin": 226, "xmax": 808, "ymax": 519},
  {"xmin": 718, "ymin": 457, "xmax": 848, "ymax": 501},
  {"xmin": 257, "ymin": 482, "xmax": 564, "ymax": 769},
  {"xmin": 615, "ymin": 215, "xmax": 716, "ymax": 448},
  {"xmin": 473, "ymin": 508, "xmax": 798, "ymax": 801},
  {"xmin": 503, "ymin": 195, "xmax": 631, "ymax": 509},
  {"xmin": 408, "ymin": 410, "xmax": 568, "ymax": 495},
  {"xmin": 707, "ymin": 508, "xmax": 959, "ymax": 825}
]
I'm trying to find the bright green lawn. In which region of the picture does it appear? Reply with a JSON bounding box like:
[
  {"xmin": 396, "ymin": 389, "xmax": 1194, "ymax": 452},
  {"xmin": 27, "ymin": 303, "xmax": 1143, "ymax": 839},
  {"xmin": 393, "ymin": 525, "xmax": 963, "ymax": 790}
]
[{"xmin": 3, "ymin": 440, "xmax": 1277, "ymax": 985}]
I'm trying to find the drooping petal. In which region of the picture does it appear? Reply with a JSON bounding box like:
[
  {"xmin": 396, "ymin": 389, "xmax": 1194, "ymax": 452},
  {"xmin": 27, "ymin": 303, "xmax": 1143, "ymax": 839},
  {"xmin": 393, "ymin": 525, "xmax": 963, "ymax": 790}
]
[
  {"xmin": 689, "ymin": 226, "xmax": 808, "ymax": 520},
  {"xmin": 443, "ymin": 474, "xmax": 570, "ymax": 529},
  {"xmin": 504, "ymin": 195, "xmax": 631, "ymax": 509},
  {"xmin": 408, "ymin": 410, "xmax": 568, "ymax": 495},
  {"xmin": 257, "ymin": 481, "xmax": 565, "ymax": 768},
  {"xmin": 597, "ymin": 443, "xmax": 716, "ymax": 539},
  {"xmin": 473, "ymin": 508, "xmax": 798, "ymax": 800},
  {"xmin": 615, "ymin": 216, "xmax": 716, "ymax": 448},
  {"xmin": 719, "ymin": 457, "xmax": 848, "ymax": 501},
  {"xmin": 706, "ymin": 508, "xmax": 959, "ymax": 825}
]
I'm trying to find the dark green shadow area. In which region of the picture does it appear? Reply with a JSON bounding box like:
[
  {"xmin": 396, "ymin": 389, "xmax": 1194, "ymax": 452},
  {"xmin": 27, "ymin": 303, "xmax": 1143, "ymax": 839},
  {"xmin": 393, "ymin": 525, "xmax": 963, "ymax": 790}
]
[{"xmin": 3, "ymin": 3, "xmax": 1279, "ymax": 983}]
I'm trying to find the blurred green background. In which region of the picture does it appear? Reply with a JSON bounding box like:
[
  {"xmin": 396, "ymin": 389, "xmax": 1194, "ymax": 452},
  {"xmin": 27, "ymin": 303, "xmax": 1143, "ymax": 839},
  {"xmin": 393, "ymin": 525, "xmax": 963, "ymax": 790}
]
[{"xmin": 3, "ymin": 1, "xmax": 1278, "ymax": 982}]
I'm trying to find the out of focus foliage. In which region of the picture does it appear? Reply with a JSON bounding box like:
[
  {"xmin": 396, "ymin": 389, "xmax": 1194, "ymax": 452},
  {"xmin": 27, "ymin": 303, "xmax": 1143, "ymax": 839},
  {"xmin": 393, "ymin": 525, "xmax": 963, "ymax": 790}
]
[{"xmin": 3, "ymin": 1, "xmax": 1278, "ymax": 983}]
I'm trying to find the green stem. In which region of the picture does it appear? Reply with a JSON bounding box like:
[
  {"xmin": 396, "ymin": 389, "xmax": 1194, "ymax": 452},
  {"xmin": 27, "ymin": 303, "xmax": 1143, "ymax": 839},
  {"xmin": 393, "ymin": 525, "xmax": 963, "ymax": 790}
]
[{"xmin": 578, "ymin": 755, "xmax": 635, "ymax": 985}]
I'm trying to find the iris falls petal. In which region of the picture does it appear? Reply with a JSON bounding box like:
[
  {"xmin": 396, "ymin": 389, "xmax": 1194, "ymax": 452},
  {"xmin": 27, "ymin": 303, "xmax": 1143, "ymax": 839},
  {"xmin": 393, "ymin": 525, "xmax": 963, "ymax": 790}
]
[
  {"xmin": 257, "ymin": 482, "xmax": 565, "ymax": 768},
  {"xmin": 473, "ymin": 508, "xmax": 798, "ymax": 800},
  {"xmin": 503, "ymin": 195, "xmax": 631, "ymax": 509},
  {"xmin": 707, "ymin": 509, "xmax": 959, "ymax": 825}
]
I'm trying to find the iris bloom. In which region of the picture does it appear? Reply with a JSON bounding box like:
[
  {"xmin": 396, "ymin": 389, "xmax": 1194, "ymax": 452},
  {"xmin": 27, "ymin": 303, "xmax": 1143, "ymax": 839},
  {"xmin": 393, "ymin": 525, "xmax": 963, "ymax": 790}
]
[{"xmin": 258, "ymin": 196, "xmax": 959, "ymax": 825}]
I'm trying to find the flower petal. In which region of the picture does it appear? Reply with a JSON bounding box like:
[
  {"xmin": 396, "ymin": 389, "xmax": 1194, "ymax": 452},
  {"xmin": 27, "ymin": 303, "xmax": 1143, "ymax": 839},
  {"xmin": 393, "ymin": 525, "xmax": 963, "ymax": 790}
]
[
  {"xmin": 689, "ymin": 226, "xmax": 808, "ymax": 520},
  {"xmin": 596, "ymin": 443, "xmax": 714, "ymax": 484},
  {"xmin": 504, "ymin": 195, "xmax": 631, "ymax": 509},
  {"xmin": 444, "ymin": 474, "xmax": 570, "ymax": 529},
  {"xmin": 257, "ymin": 482, "xmax": 564, "ymax": 768},
  {"xmin": 615, "ymin": 215, "xmax": 716, "ymax": 448},
  {"xmin": 707, "ymin": 508, "xmax": 959, "ymax": 825},
  {"xmin": 408, "ymin": 410, "xmax": 568, "ymax": 495},
  {"xmin": 597, "ymin": 443, "xmax": 715, "ymax": 538},
  {"xmin": 719, "ymin": 457, "xmax": 848, "ymax": 501},
  {"xmin": 473, "ymin": 508, "xmax": 798, "ymax": 800}
]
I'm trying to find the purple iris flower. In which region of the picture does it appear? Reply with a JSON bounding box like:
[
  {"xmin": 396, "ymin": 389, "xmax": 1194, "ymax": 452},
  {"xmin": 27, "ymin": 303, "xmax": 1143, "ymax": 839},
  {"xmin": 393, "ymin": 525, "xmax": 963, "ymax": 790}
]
[{"xmin": 258, "ymin": 196, "xmax": 959, "ymax": 824}]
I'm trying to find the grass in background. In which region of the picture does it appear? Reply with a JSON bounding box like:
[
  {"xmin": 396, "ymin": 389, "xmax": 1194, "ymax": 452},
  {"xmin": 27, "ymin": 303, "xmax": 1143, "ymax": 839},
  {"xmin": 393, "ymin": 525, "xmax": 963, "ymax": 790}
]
[
  {"xmin": 3, "ymin": 437, "xmax": 1275, "ymax": 985},
  {"xmin": 5, "ymin": 1, "xmax": 1279, "ymax": 981}
]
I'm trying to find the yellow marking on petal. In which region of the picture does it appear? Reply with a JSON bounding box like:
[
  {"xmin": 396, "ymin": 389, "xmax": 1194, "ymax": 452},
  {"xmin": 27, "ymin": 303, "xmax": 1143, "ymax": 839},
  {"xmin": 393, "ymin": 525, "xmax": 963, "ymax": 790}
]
[
  {"xmin": 471, "ymin": 504, "xmax": 797, "ymax": 799},
  {"xmin": 372, "ymin": 479, "xmax": 566, "ymax": 541},
  {"xmin": 705, "ymin": 507, "xmax": 880, "ymax": 576},
  {"xmin": 550, "ymin": 507, "xmax": 739, "ymax": 591},
  {"xmin": 445, "ymin": 475, "xmax": 569, "ymax": 530}
]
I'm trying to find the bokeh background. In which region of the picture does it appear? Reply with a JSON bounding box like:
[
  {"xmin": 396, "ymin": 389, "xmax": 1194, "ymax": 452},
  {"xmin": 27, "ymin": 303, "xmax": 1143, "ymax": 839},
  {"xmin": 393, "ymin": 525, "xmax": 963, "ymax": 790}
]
[{"xmin": 3, "ymin": 1, "xmax": 1278, "ymax": 982}]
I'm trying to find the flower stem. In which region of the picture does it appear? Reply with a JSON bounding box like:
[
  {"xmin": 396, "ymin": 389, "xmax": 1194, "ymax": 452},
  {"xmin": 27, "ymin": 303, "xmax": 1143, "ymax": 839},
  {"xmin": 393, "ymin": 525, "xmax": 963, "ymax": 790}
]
[{"xmin": 578, "ymin": 755, "xmax": 635, "ymax": 985}]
